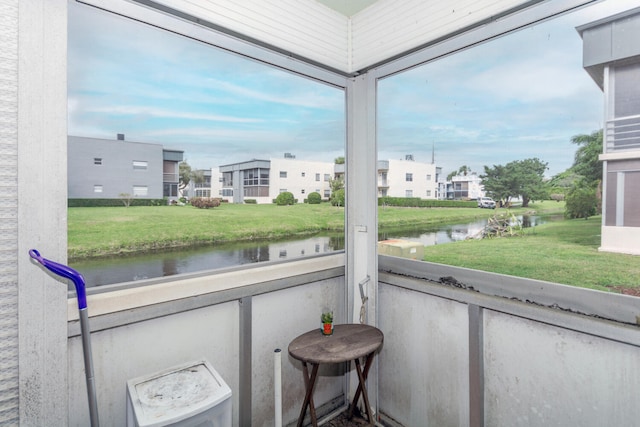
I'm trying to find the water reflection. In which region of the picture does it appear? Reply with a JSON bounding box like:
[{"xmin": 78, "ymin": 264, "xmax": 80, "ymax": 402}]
[
  {"xmin": 72, "ymin": 215, "xmax": 550, "ymax": 288},
  {"xmin": 72, "ymin": 235, "xmax": 345, "ymax": 288}
]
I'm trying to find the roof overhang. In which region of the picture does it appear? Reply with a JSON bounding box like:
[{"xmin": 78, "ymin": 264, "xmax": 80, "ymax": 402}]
[{"xmin": 103, "ymin": 0, "xmax": 549, "ymax": 76}]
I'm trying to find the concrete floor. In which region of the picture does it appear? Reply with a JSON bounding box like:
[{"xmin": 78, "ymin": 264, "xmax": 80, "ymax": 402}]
[{"xmin": 322, "ymin": 408, "xmax": 373, "ymax": 426}]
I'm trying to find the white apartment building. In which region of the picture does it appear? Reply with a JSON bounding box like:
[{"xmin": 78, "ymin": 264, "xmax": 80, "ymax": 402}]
[
  {"xmin": 218, "ymin": 155, "xmax": 439, "ymax": 203},
  {"xmin": 378, "ymin": 157, "xmax": 439, "ymax": 199},
  {"xmin": 446, "ymin": 172, "xmax": 485, "ymax": 200},
  {"xmin": 218, "ymin": 156, "xmax": 334, "ymax": 204}
]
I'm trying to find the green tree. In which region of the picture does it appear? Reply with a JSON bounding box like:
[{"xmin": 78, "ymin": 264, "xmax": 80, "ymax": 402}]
[
  {"xmin": 331, "ymin": 188, "xmax": 345, "ymax": 207},
  {"xmin": 570, "ymin": 130, "xmax": 603, "ymax": 184},
  {"xmin": 447, "ymin": 165, "xmax": 472, "ymax": 181},
  {"xmin": 179, "ymin": 161, "xmax": 192, "ymax": 191},
  {"xmin": 329, "ymin": 176, "xmax": 344, "ymax": 193},
  {"xmin": 481, "ymin": 158, "xmax": 548, "ymax": 207},
  {"xmin": 191, "ymin": 169, "xmax": 206, "ymax": 187},
  {"xmin": 565, "ymin": 183, "xmax": 598, "ymax": 219},
  {"xmin": 334, "ymin": 156, "xmax": 345, "ymax": 164}
]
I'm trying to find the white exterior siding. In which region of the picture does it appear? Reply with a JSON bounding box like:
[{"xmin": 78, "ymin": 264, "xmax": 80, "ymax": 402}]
[
  {"xmin": 83, "ymin": 0, "xmax": 537, "ymax": 74},
  {"xmin": 269, "ymin": 158, "xmax": 334, "ymax": 203},
  {"xmin": 351, "ymin": 0, "xmax": 530, "ymax": 71},
  {"xmin": 383, "ymin": 159, "xmax": 438, "ymax": 199},
  {"xmin": 146, "ymin": 0, "xmax": 349, "ymax": 72}
]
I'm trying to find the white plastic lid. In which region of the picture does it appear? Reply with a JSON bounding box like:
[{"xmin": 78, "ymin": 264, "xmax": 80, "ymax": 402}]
[{"xmin": 127, "ymin": 359, "xmax": 231, "ymax": 427}]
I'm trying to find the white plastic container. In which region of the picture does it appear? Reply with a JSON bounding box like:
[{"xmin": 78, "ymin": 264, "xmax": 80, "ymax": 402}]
[{"xmin": 126, "ymin": 359, "xmax": 232, "ymax": 427}]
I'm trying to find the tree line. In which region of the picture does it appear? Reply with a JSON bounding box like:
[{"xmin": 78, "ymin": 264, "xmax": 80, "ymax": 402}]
[{"xmin": 447, "ymin": 130, "xmax": 602, "ymax": 217}]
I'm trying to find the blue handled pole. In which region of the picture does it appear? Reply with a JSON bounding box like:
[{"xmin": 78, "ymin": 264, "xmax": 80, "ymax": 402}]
[{"xmin": 29, "ymin": 249, "xmax": 99, "ymax": 427}]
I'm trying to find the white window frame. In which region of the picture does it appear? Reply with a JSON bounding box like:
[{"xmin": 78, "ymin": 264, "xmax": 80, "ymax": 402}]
[
  {"xmin": 133, "ymin": 185, "xmax": 148, "ymax": 196},
  {"xmin": 133, "ymin": 160, "xmax": 148, "ymax": 170}
]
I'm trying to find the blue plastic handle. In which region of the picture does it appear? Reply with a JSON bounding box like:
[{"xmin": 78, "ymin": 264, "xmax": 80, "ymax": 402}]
[{"xmin": 29, "ymin": 249, "xmax": 87, "ymax": 309}]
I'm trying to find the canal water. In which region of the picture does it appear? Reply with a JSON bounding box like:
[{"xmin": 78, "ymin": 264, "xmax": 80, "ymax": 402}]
[{"xmin": 71, "ymin": 215, "xmax": 550, "ymax": 288}]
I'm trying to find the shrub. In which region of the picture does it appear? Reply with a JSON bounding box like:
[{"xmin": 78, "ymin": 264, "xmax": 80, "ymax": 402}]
[
  {"xmin": 275, "ymin": 191, "xmax": 295, "ymax": 206},
  {"xmin": 191, "ymin": 197, "xmax": 221, "ymax": 209},
  {"xmin": 378, "ymin": 196, "xmax": 476, "ymax": 208},
  {"xmin": 307, "ymin": 192, "xmax": 322, "ymax": 204},
  {"xmin": 331, "ymin": 189, "xmax": 345, "ymax": 207},
  {"xmin": 68, "ymin": 198, "xmax": 166, "ymax": 207},
  {"xmin": 565, "ymin": 186, "xmax": 597, "ymax": 219},
  {"xmin": 244, "ymin": 199, "xmax": 257, "ymax": 204}
]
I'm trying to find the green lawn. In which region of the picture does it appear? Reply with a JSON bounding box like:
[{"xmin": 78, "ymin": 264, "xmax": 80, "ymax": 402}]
[
  {"xmin": 68, "ymin": 202, "xmax": 562, "ymax": 259},
  {"xmin": 423, "ymin": 216, "xmax": 640, "ymax": 292},
  {"xmin": 68, "ymin": 201, "xmax": 640, "ymax": 293}
]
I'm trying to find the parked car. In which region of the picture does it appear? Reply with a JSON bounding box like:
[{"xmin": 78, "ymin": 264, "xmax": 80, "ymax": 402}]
[{"xmin": 477, "ymin": 197, "xmax": 496, "ymax": 208}]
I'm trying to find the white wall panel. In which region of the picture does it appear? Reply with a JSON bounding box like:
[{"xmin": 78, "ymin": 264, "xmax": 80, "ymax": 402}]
[
  {"xmin": 68, "ymin": 302, "xmax": 239, "ymax": 427},
  {"xmin": 378, "ymin": 283, "xmax": 470, "ymax": 427},
  {"xmin": 252, "ymin": 278, "xmax": 345, "ymax": 427},
  {"xmin": 153, "ymin": 0, "xmax": 350, "ymax": 71},
  {"xmin": 351, "ymin": 0, "xmax": 530, "ymax": 71},
  {"xmin": 17, "ymin": 0, "xmax": 69, "ymax": 424},
  {"xmin": 484, "ymin": 310, "xmax": 640, "ymax": 426}
]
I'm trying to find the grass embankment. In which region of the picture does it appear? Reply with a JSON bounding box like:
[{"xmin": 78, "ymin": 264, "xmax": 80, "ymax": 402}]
[
  {"xmin": 424, "ymin": 215, "xmax": 640, "ymax": 292},
  {"xmin": 69, "ymin": 201, "xmax": 640, "ymax": 293},
  {"xmin": 68, "ymin": 203, "xmax": 343, "ymax": 259},
  {"xmin": 68, "ymin": 201, "xmax": 561, "ymax": 259}
]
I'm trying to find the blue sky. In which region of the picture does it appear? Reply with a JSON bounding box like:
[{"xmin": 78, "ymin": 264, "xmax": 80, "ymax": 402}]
[{"xmin": 68, "ymin": 1, "xmax": 638, "ymax": 178}]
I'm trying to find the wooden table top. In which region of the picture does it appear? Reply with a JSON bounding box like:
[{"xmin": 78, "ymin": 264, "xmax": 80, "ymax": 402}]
[{"xmin": 288, "ymin": 324, "xmax": 383, "ymax": 364}]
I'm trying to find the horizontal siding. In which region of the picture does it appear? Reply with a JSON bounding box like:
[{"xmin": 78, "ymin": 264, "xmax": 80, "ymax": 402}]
[
  {"xmin": 351, "ymin": 0, "xmax": 529, "ymax": 71},
  {"xmin": 0, "ymin": 0, "xmax": 20, "ymax": 424},
  {"xmin": 154, "ymin": 0, "xmax": 350, "ymax": 71}
]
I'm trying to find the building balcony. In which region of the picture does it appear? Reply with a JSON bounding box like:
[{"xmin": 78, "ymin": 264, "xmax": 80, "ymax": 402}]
[
  {"xmin": 69, "ymin": 253, "xmax": 640, "ymax": 426},
  {"xmin": 163, "ymin": 173, "xmax": 179, "ymax": 183},
  {"xmin": 605, "ymin": 114, "xmax": 640, "ymax": 152}
]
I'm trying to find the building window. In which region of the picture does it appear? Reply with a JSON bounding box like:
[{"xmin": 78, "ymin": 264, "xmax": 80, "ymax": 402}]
[
  {"xmin": 426, "ymin": 174, "xmax": 431, "ymax": 181},
  {"xmin": 279, "ymin": 189, "xmax": 287, "ymax": 193},
  {"xmin": 164, "ymin": 183, "xmax": 178, "ymax": 197},
  {"xmin": 133, "ymin": 185, "xmax": 148, "ymax": 196},
  {"xmin": 280, "ymin": 171, "xmax": 287, "ymax": 178},
  {"xmin": 324, "ymin": 174, "xmax": 330, "ymax": 181},
  {"xmin": 244, "ymin": 186, "xmax": 268, "ymax": 197},
  {"xmin": 301, "ymin": 172, "xmax": 305, "ymax": 177},
  {"xmin": 406, "ymin": 190, "xmax": 413, "ymax": 197},
  {"xmin": 301, "ymin": 189, "xmax": 306, "ymax": 194},
  {"xmin": 94, "ymin": 158, "xmax": 102, "ymax": 165},
  {"xmin": 315, "ymin": 173, "xmax": 320, "ymax": 181},
  {"xmin": 221, "ymin": 189, "xmax": 233, "ymax": 197},
  {"xmin": 244, "ymin": 168, "xmax": 269, "ymax": 186},
  {"xmin": 406, "ymin": 173, "xmax": 413, "ymax": 182},
  {"xmin": 324, "ymin": 189, "xmax": 330, "ymax": 198},
  {"xmin": 133, "ymin": 160, "xmax": 148, "ymax": 170},
  {"xmin": 94, "ymin": 185, "xmax": 103, "ymax": 193},
  {"xmin": 426, "ymin": 190, "xmax": 431, "ymax": 197}
]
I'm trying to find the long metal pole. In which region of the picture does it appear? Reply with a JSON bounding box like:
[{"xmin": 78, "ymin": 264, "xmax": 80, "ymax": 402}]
[{"xmin": 79, "ymin": 308, "xmax": 100, "ymax": 427}]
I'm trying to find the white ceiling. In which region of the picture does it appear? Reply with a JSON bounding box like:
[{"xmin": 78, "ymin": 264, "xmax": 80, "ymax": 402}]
[{"xmin": 314, "ymin": 0, "xmax": 380, "ymax": 17}]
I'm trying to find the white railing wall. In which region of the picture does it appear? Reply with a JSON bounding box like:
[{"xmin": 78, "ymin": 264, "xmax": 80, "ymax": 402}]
[
  {"xmin": 377, "ymin": 255, "xmax": 640, "ymax": 427},
  {"xmin": 66, "ymin": 252, "xmax": 640, "ymax": 426},
  {"xmin": 67, "ymin": 255, "xmax": 346, "ymax": 427}
]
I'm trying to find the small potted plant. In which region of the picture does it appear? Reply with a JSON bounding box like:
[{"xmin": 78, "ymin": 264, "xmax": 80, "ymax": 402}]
[{"xmin": 321, "ymin": 311, "xmax": 333, "ymax": 336}]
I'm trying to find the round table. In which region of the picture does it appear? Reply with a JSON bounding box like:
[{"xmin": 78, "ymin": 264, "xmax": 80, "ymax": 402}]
[{"xmin": 288, "ymin": 324, "xmax": 384, "ymax": 427}]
